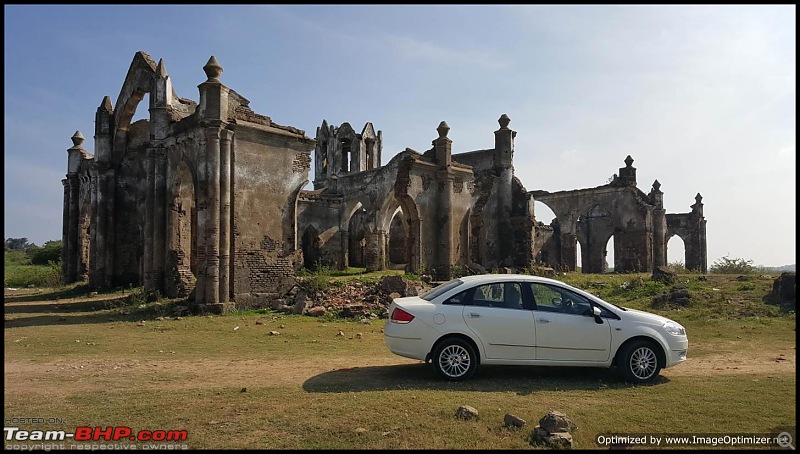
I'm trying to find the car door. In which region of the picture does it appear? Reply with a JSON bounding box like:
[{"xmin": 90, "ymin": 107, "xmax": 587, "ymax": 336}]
[
  {"xmin": 461, "ymin": 281, "xmax": 536, "ymax": 360},
  {"xmin": 528, "ymin": 282, "xmax": 611, "ymax": 362}
]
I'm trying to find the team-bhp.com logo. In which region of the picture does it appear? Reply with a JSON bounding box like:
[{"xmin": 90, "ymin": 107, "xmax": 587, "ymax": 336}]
[{"xmin": 5, "ymin": 426, "xmax": 188, "ymax": 446}]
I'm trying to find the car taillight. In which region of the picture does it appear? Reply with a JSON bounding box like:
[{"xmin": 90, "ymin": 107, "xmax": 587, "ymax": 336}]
[{"xmin": 390, "ymin": 307, "xmax": 415, "ymax": 324}]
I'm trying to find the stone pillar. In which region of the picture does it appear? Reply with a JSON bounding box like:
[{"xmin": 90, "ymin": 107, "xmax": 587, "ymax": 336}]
[
  {"xmin": 650, "ymin": 180, "xmax": 667, "ymax": 268},
  {"xmin": 64, "ymin": 131, "xmax": 88, "ymax": 284},
  {"xmin": 618, "ymin": 155, "xmax": 637, "ymax": 186},
  {"xmin": 153, "ymin": 147, "xmax": 167, "ymax": 292},
  {"xmin": 433, "ymin": 121, "xmax": 454, "ymax": 280},
  {"xmin": 88, "ymin": 169, "xmax": 99, "ymax": 286},
  {"xmin": 102, "ymin": 168, "xmax": 116, "ymax": 287},
  {"xmin": 61, "ymin": 178, "xmax": 71, "ymax": 283},
  {"xmin": 219, "ymin": 129, "xmax": 233, "ymax": 304},
  {"xmin": 194, "ymin": 136, "xmax": 207, "ymax": 305},
  {"xmin": 204, "ymin": 127, "xmax": 221, "ymax": 307},
  {"xmin": 143, "ymin": 148, "xmax": 156, "ymax": 291},
  {"xmin": 494, "ymin": 115, "xmax": 515, "ymax": 265},
  {"xmin": 336, "ymin": 229, "xmax": 348, "ymax": 270},
  {"xmin": 405, "ymin": 218, "xmax": 421, "ymax": 273},
  {"xmin": 560, "ymin": 232, "xmax": 577, "ymax": 272},
  {"xmin": 364, "ymin": 228, "xmax": 387, "ymax": 272}
]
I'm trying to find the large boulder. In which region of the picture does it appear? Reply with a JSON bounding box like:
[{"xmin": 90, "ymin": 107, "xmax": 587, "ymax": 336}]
[
  {"xmin": 538, "ymin": 410, "xmax": 576, "ymax": 433},
  {"xmin": 771, "ymin": 272, "xmax": 796, "ymax": 309},
  {"xmin": 651, "ymin": 266, "xmax": 677, "ymax": 285}
]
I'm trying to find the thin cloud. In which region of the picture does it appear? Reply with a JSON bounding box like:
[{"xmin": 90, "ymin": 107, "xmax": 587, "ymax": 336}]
[{"xmin": 383, "ymin": 34, "xmax": 512, "ymax": 70}]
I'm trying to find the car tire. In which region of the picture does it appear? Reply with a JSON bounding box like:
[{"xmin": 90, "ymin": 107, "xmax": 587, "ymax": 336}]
[
  {"xmin": 432, "ymin": 338, "xmax": 478, "ymax": 381},
  {"xmin": 619, "ymin": 340, "xmax": 662, "ymax": 384}
]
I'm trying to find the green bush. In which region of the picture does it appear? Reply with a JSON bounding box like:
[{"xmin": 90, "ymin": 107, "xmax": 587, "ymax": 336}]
[
  {"xmin": 299, "ymin": 264, "xmax": 332, "ymax": 294},
  {"xmin": 29, "ymin": 240, "xmax": 63, "ymax": 265},
  {"xmin": 710, "ymin": 255, "xmax": 754, "ymax": 274},
  {"xmin": 4, "ymin": 261, "xmax": 63, "ymax": 288}
]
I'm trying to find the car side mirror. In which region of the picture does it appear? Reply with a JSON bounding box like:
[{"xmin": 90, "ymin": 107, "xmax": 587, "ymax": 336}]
[{"xmin": 592, "ymin": 306, "xmax": 603, "ymax": 324}]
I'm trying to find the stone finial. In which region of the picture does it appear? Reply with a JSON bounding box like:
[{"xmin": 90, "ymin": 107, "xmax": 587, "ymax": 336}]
[
  {"xmin": 695, "ymin": 193, "xmax": 703, "ymax": 203},
  {"xmin": 652, "ymin": 179, "xmax": 661, "ymax": 191},
  {"xmin": 437, "ymin": 121, "xmax": 450, "ymax": 138},
  {"xmin": 498, "ymin": 113, "xmax": 511, "ymax": 129},
  {"xmin": 71, "ymin": 131, "xmax": 85, "ymax": 148},
  {"xmin": 99, "ymin": 96, "xmax": 113, "ymax": 112},
  {"xmin": 203, "ymin": 56, "xmax": 223, "ymax": 82},
  {"xmin": 624, "ymin": 155, "xmax": 634, "ymax": 167},
  {"xmin": 156, "ymin": 58, "xmax": 168, "ymax": 78}
]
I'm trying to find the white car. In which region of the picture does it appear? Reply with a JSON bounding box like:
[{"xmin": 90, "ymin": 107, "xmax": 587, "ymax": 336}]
[{"xmin": 384, "ymin": 274, "xmax": 688, "ymax": 383}]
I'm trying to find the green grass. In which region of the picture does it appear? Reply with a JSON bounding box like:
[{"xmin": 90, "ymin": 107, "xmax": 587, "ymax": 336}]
[{"xmin": 4, "ymin": 271, "xmax": 796, "ymax": 449}]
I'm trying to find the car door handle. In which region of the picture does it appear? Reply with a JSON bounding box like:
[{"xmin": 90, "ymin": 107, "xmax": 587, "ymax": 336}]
[
  {"xmin": 538, "ymin": 318, "xmax": 550, "ymax": 323},
  {"xmin": 469, "ymin": 312, "xmax": 481, "ymax": 318}
]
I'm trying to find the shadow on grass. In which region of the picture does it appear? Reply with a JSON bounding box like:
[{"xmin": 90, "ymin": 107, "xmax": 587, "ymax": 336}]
[
  {"xmin": 303, "ymin": 363, "xmax": 669, "ymax": 395},
  {"xmin": 3, "ymin": 295, "xmax": 130, "ymax": 314},
  {"xmin": 4, "ymin": 295, "xmax": 193, "ymax": 328},
  {"xmin": 3, "ymin": 284, "xmax": 92, "ymax": 302}
]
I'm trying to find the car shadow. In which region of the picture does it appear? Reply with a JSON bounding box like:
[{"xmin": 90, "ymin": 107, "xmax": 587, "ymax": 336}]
[{"xmin": 303, "ymin": 363, "xmax": 670, "ymax": 395}]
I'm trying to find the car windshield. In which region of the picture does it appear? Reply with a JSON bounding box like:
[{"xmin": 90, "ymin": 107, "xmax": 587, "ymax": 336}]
[{"xmin": 420, "ymin": 278, "xmax": 464, "ymax": 301}]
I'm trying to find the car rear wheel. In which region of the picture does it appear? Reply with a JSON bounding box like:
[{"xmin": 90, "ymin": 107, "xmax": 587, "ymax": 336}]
[
  {"xmin": 620, "ymin": 340, "xmax": 662, "ymax": 384},
  {"xmin": 433, "ymin": 338, "xmax": 477, "ymax": 381}
]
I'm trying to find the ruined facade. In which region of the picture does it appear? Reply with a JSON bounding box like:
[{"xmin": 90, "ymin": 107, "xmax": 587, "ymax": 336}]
[
  {"xmin": 61, "ymin": 52, "xmax": 314, "ymax": 312},
  {"xmin": 62, "ymin": 52, "xmax": 708, "ymax": 312}
]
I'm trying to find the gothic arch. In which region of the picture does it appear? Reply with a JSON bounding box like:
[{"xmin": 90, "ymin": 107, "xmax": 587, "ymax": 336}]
[{"xmin": 111, "ymin": 51, "xmax": 158, "ymax": 165}]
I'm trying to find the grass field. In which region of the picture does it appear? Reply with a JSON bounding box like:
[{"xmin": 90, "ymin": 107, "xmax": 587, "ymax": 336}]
[{"xmin": 4, "ymin": 272, "xmax": 796, "ymax": 449}]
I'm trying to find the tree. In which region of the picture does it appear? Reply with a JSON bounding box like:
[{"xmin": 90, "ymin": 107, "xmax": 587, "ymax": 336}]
[
  {"xmin": 5, "ymin": 237, "xmax": 32, "ymax": 251},
  {"xmin": 709, "ymin": 255, "xmax": 754, "ymax": 274},
  {"xmin": 28, "ymin": 240, "xmax": 63, "ymax": 265}
]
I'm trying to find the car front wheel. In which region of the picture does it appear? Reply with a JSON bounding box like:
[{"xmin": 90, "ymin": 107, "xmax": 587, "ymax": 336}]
[
  {"xmin": 432, "ymin": 338, "xmax": 477, "ymax": 381},
  {"xmin": 620, "ymin": 340, "xmax": 662, "ymax": 384}
]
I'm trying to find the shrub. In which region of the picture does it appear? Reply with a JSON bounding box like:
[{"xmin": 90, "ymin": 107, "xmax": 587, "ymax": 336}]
[
  {"xmin": 710, "ymin": 255, "xmax": 754, "ymax": 274},
  {"xmin": 29, "ymin": 240, "xmax": 63, "ymax": 265}
]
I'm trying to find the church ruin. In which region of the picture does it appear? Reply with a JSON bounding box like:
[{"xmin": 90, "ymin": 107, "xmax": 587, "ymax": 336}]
[{"xmin": 61, "ymin": 52, "xmax": 707, "ymax": 312}]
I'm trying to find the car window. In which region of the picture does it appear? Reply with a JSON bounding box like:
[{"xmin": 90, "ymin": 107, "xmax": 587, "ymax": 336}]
[
  {"xmin": 528, "ymin": 283, "xmax": 593, "ymax": 316},
  {"xmin": 443, "ymin": 289, "xmax": 471, "ymax": 305},
  {"xmin": 470, "ymin": 282, "xmax": 524, "ymax": 310},
  {"xmin": 420, "ymin": 278, "xmax": 463, "ymax": 301}
]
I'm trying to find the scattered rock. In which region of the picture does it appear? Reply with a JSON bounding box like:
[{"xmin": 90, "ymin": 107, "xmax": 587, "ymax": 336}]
[
  {"xmin": 455, "ymin": 405, "xmax": 479, "ymax": 420},
  {"xmin": 268, "ymin": 331, "xmax": 280, "ymax": 336},
  {"xmin": 504, "ymin": 414, "xmax": 526, "ymax": 428},
  {"xmin": 337, "ymin": 331, "xmax": 345, "ymax": 337},
  {"xmin": 355, "ymin": 333, "xmax": 363, "ymax": 339},
  {"xmin": 538, "ymin": 410, "xmax": 576, "ymax": 433},
  {"xmin": 651, "ymin": 266, "xmax": 677, "ymax": 285},
  {"xmin": 307, "ymin": 306, "xmax": 327, "ymax": 317},
  {"xmin": 354, "ymin": 428, "xmax": 367, "ymax": 434},
  {"xmin": 240, "ymin": 387, "xmax": 247, "ymax": 393},
  {"xmin": 255, "ymin": 320, "xmax": 264, "ymax": 325}
]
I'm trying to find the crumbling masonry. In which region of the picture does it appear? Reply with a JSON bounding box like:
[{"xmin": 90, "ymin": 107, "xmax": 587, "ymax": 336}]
[{"xmin": 62, "ymin": 52, "xmax": 707, "ymax": 312}]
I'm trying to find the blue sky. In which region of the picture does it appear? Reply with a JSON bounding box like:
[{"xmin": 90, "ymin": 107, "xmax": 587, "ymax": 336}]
[{"xmin": 4, "ymin": 5, "xmax": 796, "ymax": 267}]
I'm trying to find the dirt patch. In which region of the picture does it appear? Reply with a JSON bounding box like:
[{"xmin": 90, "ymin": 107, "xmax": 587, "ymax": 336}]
[{"xmin": 662, "ymin": 350, "xmax": 795, "ymax": 377}]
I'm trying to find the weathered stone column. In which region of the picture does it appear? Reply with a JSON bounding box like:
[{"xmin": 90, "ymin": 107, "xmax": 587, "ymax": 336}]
[
  {"xmin": 494, "ymin": 114, "xmax": 515, "ymax": 265},
  {"xmin": 93, "ymin": 97, "xmax": 114, "ymax": 288},
  {"xmin": 61, "ymin": 178, "xmax": 71, "ymax": 283},
  {"xmin": 560, "ymin": 232, "xmax": 577, "ymax": 272},
  {"xmin": 650, "ymin": 180, "xmax": 667, "ymax": 268},
  {"xmin": 194, "ymin": 136, "xmax": 207, "ymax": 305},
  {"xmin": 339, "ymin": 229, "xmax": 349, "ymax": 269},
  {"xmin": 68, "ymin": 177, "xmax": 80, "ymax": 282},
  {"xmin": 102, "ymin": 168, "xmax": 116, "ymax": 287},
  {"xmin": 219, "ymin": 129, "xmax": 233, "ymax": 304},
  {"xmin": 204, "ymin": 127, "xmax": 221, "ymax": 306},
  {"xmin": 88, "ymin": 169, "xmax": 99, "ymax": 286},
  {"xmin": 433, "ymin": 121, "xmax": 454, "ymax": 280},
  {"xmin": 143, "ymin": 147, "xmax": 156, "ymax": 291},
  {"xmin": 153, "ymin": 147, "xmax": 167, "ymax": 292},
  {"xmin": 405, "ymin": 218, "xmax": 421, "ymax": 273}
]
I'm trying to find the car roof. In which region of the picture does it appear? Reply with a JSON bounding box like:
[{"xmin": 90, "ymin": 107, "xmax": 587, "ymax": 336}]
[{"xmin": 457, "ymin": 274, "xmax": 566, "ymax": 286}]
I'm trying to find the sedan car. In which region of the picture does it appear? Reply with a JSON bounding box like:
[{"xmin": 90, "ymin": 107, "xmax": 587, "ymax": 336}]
[{"xmin": 384, "ymin": 274, "xmax": 688, "ymax": 383}]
